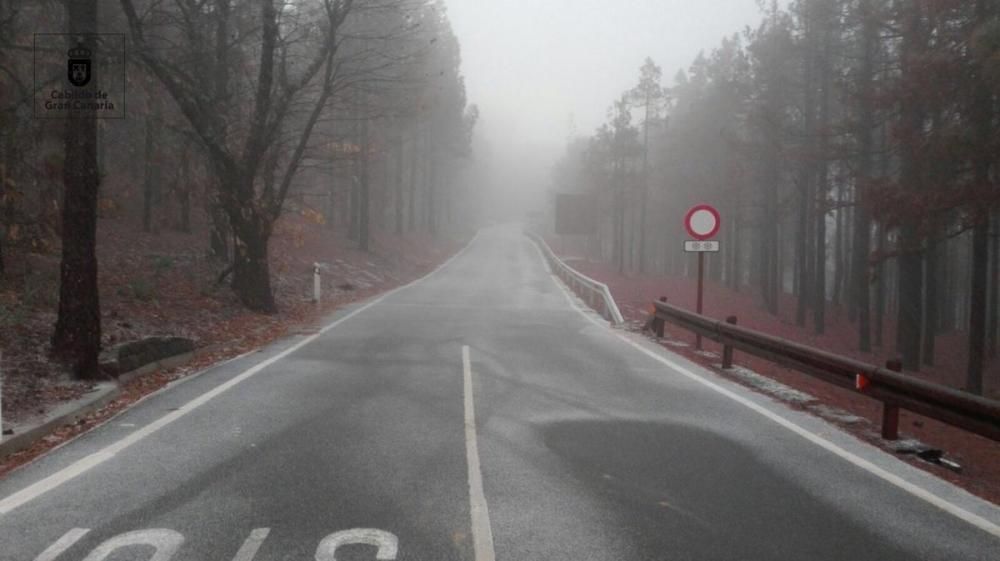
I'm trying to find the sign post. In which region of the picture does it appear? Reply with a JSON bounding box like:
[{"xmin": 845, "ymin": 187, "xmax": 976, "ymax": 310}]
[{"xmin": 684, "ymin": 205, "xmax": 722, "ymax": 350}]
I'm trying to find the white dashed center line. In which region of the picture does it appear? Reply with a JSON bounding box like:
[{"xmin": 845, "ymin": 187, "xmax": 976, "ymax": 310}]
[{"xmin": 462, "ymin": 345, "xmax": 496, "ymax": 561}]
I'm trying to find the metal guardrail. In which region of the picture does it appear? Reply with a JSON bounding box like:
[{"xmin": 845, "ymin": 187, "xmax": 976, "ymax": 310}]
[
  {"xmin": 526, "ymin": 232, "xmax": 625, "ymax": 326},
  {"xmin": 652, "ymin": 298, "xmax": 1000, "ymax": 442}
]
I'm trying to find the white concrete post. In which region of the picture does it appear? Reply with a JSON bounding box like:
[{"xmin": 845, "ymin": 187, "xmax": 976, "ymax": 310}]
[{"xmin": 313, "ymin": 263, "xmax": 322, "ymax": 304}]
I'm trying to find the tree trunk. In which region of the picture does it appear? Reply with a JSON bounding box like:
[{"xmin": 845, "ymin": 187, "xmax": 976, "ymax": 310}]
[
  {"xmin": 0, "ymin": 170, "xmax": 5, "ymax": 276},
  {"xmin": 966, "ymin": 0, "xmax": 994, "ymax": 394},
  {"xmin": 348, "ymin": 146, "xmax": 360, "ymax": 241},
  {"xmin": 626, "ymin": 189, "xmax": 635, "ymax": 272},
  {"xmin": 615, "ymin": 158, "xmax": 625, "ymax": 274},
  {"xmin": 52, "ymin": 0, "xmax": 102, "ymax": 379},
  {"xmin": 896, "ymin": 2, "xmax": 925, "ymax": 370},
  {"xmin": 765, "ymin": 164, "xmax": 779, "ymax": 315},
  {"xmin": 408, "ymin": 130, "xmax": 418, "ymax": 232},
  {"xmin": 325, "ymin": 171, "xmax": 336, "ymax": 230},
  {"xmin": 874, "ymin": 224, "xmax": 886, "ymax": 347},
  {"xmin": 941, "ymin": 237, "xmax": 956, "ymax": 329},
  {"xmin": 845, "ymin": 196, "xmax": 856, "ymax": 323},
  {"xmin": 833, "ymin": 195, "xmax": 845, "ymax": 309},
  {"xmin": 853, "ymin": 0, "xmax": 875, "ymax": 352},
  {"xmin": 795, "ymin": 87, "xmax": 815, "ymax": 327},
  {"xmin": 358, "ymin": 118, "xmax": 371, "ymax": 251},
  {"xmin": 727, "ymin": 214, "xmax": 739, "ymax": 290},
  {"xmin": 812, "ymin": 14, "xmax": 833, "ymax": 334},
  {"xmin": 427, "ymin": 153, "xmax": 437, "ymax": 237},
  {"xmin": 209, "ymin": 194, "xmax": 229, "ymax": 261},
  {"xmin": 733, "ymin": 216, "xmax": 742, "ymax": 291},
  {"xmin": 208, "ymin": 0, "xmax": 230, "ymax": 253},
  {"xmin": 988, "ymin": 210, "xmax": 998, "ymax": 358},
  {"xmin": 969, "ymin": 219, "xmax": 989, "ymax": 394},
  {"xmin": 177, "ymin": 146, "xmax": 191, "ymax": 233},
  {"xmin": 394, "ymin": 136, "xmax": 404, "ymax": 236},
  {"xmin": 923, "ymin": 238, "xmax": 938, "ymax": 365},
  {"xmin": 0, "ymin": 134, "xmax": 6, "ymax": 277},
  {"xmin": 230, "ymin": 209, "xmax": 275, "ymax": 313},
  {"xmin": 141, "ymin": 115, "xmax": 159, "ymax": 233},
  {"xmin": 638, "ymin": 92, "xmax": 651, "ymax": 273},
  {"xmin": 761, "ymin": 87, "xmax": 780, "ymax": 315},
  {"xmin": 96, "ymin": 120, "xmax": 105, "ymax": 181},
  {"xmin": 897, "ymin": 233, "xmax": 923, "ymax": 370}
]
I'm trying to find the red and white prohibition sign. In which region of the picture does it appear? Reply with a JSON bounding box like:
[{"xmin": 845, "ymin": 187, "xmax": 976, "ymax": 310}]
[{"xmin": 684, "ymin": 204, "xmax": 721, "ymax": 241}]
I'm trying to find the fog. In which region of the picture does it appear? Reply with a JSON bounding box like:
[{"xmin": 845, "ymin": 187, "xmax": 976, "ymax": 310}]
[{"xmin": 447, "ymin": 0, "xmax": 769, "ymax": 220}]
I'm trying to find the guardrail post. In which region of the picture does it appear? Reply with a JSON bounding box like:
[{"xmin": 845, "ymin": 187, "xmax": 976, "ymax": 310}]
[
  {"xmin": 882, "ymin": 358, "xmax": 902, "ymax": 440},
  {"xmin": 653, "ymin": 297, "xmax": 666, "ymax": 338},
  {"xmin": 722, "ymin": 316, "xmax": 737, "ymax": 369}
]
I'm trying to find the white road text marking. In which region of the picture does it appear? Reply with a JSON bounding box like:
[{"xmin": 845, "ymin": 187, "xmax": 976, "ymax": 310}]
[
  {"xmin": 231, "ymin": 528, "xmax": 270, "ymax": 561},
  {"xmin": 33, "ymin": 528, "xmax": 89, "ymax": 561},
  {"xmin": 80, "ymin": 529, "xmax": 184, "ymax": 561},
  {"xmin": 34, "ymin": 527, "xmax": 402, "ymax": 561},
  {"xmin": 315, "ymin": 528, "xmax": 398, "ymax": 561}
]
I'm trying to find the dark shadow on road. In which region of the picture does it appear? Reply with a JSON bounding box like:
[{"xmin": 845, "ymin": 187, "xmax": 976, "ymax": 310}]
[{"xmin": 538, "ymin": 419, "xmax": 914, "ymax": 561}]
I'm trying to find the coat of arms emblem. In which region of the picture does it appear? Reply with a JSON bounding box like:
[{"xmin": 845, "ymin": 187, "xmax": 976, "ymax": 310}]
[{"xmin": 67, "ymin": 43, "xmax": 91, "ymax": 87}]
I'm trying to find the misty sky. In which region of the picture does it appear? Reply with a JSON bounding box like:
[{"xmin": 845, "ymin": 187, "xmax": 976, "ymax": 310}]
[{"xmin": 445, "ymin": 0, "xmax": 769, "ymax": 217}]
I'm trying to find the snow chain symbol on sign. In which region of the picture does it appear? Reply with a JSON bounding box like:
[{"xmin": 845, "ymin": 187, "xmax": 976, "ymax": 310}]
[{"xmin": 683, "ymin": 240, "xmax": 720, "ymax": 253}]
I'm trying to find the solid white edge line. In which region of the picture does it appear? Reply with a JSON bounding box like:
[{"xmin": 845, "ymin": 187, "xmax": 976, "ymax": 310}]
[
  {"xmin": 463, "ymin": 345, "xmax": 497, "ymax": 561},
  {"xmin": 528, "ymin": 235, "xmax": 1000, "ymax": 539},
  {"xmin": 0, "ymin": 232, "xmax": 481, "ymax": 517}
]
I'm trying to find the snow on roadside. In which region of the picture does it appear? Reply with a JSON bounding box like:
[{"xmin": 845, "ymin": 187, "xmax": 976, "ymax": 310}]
[{"xmin": 722, "ymin": 364, "xmax": 817, "ymax": 405}]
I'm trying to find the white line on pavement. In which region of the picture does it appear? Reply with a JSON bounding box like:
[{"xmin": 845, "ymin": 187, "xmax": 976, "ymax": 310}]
[
  {"xmin": 463, "ymin": 345, "xmax": 497, "ymax": 561},
  {"xmin": 529, "ymin": 236, "xmax": 1000, "ymax": 539},
  {"xmin": 33, "ymin": 528, "xmax": 90, "ymax": 561},
  {"xmin": 0, "ymin": 233, "xmax": 480, "ymax": 517},
  {"xmin": 231, "ymin": 528, "xmax": 270, "ymax": 561}
]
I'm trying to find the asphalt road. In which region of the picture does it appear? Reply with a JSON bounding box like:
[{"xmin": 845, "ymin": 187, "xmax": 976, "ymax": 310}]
[{"xmin": 1, "ymin": 226, "xmax": 998, "ymax": 561}]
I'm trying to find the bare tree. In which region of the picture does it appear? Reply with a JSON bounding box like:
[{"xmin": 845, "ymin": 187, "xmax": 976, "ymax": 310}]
[{"xmin": 119, "ymin": 0, "xmax": 352, "ymax": 312}]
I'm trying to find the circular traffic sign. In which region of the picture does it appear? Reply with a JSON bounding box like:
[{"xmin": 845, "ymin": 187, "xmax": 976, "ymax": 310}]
[{"xmin": 684, "ymin": 204, "xmax": 721, "ymax": 240}]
